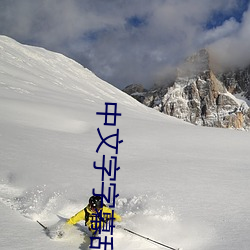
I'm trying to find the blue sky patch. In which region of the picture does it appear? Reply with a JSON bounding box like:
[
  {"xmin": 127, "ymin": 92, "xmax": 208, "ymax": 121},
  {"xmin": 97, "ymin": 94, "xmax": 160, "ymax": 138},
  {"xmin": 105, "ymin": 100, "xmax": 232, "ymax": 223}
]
[
  {"xmin": 206, "ymin": 0, "xmax": 249, "ymax": 29},
  {"xmin": 126, "ymin": 15, "xmax": 147, "ymax": 28}
]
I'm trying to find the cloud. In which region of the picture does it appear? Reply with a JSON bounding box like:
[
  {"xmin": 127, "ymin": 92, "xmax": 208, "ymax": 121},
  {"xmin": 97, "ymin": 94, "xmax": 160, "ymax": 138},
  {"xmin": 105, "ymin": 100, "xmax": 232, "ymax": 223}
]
[
  {"xmin": 200, "ymin": 18, "xmax": 240, "ymax": 45},
  {"xmin": 0, "ymin": 0, "xmax": 249, "ymax": 89},
  {"xmin": 209, "ymin": 4, "xmax": 250, "ymax": 69}
]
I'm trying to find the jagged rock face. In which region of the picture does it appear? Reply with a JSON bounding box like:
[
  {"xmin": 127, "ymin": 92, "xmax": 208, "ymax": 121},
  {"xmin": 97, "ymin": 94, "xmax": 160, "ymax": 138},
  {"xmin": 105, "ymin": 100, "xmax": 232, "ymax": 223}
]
[
  {"xmin": 162, "ymin": 74, "xmax": 249, "ymax": 128},
  {"xmin": 160, "ymin": 50, "xmax": 250, "ymax": 128},
  {"xmin": 123, "ymin": 49, "xmax": 250, "ymax": 130},
  {"xmin": 217, "ymin": 66, "xmax": 250, "ymax": 99}
]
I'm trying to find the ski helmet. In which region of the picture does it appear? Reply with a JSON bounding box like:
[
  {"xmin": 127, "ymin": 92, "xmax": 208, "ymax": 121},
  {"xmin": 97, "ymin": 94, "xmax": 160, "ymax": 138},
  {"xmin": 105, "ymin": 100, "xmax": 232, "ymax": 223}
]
[{"xmin": 89, "ymin": 195, "xmax": 102, "ymax": 210}]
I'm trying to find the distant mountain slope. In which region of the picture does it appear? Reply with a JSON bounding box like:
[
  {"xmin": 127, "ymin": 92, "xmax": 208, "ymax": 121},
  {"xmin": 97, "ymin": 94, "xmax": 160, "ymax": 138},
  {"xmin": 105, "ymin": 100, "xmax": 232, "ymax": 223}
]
[
  {"xmin": 0, "ymin": 35, "xmax": 157, "ymax": 132},
  {"xmin": 0, "ymin": 35, "xmax": 144, "ymax": 108}
]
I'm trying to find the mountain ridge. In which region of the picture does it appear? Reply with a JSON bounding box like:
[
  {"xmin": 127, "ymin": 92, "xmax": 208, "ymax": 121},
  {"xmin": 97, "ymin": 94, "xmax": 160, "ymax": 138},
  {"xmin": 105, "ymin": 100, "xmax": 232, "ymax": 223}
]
[{"xmin": 123, "ymin": 49, "xmax": 250, "ymax": 130}]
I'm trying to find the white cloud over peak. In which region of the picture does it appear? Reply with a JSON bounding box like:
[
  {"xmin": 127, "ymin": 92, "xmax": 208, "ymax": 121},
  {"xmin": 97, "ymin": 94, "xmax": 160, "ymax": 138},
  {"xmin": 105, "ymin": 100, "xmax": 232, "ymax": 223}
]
[
  {"xmin": 0, "ymin": 0, "xmax": 249, "ymax": 88},
  {"xmin": 209, "ymin": 5, "xmax": 250, "ymax": 68}
]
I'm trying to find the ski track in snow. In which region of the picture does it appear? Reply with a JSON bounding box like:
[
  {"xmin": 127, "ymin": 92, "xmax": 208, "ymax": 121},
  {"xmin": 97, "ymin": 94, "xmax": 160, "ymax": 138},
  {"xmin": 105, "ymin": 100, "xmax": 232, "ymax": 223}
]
[{"xmin": 0, "ymin": 180, "xmax": 210, "ymax": 250}]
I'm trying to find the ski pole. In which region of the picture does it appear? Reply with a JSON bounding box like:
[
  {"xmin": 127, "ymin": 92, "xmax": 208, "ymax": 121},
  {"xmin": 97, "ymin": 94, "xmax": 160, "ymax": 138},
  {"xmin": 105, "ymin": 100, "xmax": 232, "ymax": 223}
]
[
  {"xmin": 37, "ymin": 220, "xmax": 48, "ymax": 231},
  {"xmin": 120, "ymin": 226, "xmax": 181, "ymax": 250}
]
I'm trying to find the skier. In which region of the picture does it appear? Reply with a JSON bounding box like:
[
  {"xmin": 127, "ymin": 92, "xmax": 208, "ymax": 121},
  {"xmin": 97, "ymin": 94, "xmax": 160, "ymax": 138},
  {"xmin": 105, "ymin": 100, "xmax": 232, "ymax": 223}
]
[{"xmin": 66, "ymin": 195, "xmax": 122, "ymax": 236}]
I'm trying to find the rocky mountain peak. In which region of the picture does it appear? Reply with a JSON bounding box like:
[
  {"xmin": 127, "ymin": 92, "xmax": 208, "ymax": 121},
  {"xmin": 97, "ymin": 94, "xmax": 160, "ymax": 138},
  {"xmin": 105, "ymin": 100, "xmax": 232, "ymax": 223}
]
[
  {"xmin": 177, "ymin": 49, "xmax": 210, "ymax": 78},
  {"xmin": 123, "ymin": 49, "xmax": 250, "ymax": 130}
]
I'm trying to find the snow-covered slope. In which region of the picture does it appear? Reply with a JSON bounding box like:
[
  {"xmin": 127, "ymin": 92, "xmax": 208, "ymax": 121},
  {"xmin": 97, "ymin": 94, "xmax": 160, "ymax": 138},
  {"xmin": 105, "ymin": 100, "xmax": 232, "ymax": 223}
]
[{"xmin": 0, "ymin": 36, "xmax": 250, "ymax": 250}]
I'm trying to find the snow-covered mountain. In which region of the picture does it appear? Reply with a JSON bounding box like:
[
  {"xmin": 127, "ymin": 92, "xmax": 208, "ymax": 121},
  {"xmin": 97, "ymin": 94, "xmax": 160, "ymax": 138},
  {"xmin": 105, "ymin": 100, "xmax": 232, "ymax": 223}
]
[
  {"xmin": 1, "ymin": 36, "xmax": 250, "ymax": 250},
  {"xmin": 124, "ymin": 49, "xmax": 250, "ymax": 130}
]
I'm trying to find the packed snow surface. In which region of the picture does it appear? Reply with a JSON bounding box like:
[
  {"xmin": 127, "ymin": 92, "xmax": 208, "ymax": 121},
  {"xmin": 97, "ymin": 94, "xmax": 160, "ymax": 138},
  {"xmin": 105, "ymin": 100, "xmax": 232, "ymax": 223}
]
[{"xmin": 0, "ymin": 36, "xmax": 250, "ymax": 250}]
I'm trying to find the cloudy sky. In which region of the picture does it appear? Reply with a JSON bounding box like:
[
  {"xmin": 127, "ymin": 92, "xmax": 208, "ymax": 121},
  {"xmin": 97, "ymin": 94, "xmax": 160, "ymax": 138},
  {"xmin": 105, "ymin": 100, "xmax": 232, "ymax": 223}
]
[{"xmin": 0, "ymin": 0, "xmax": 249, "ymax": 89}]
